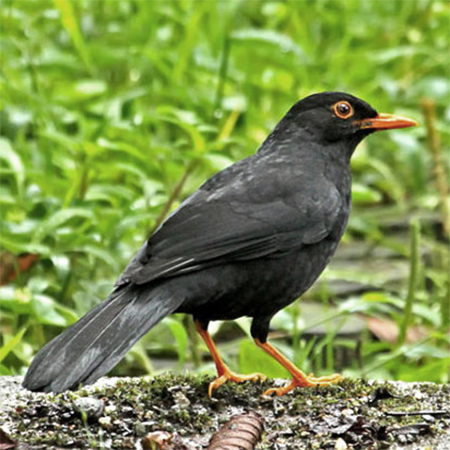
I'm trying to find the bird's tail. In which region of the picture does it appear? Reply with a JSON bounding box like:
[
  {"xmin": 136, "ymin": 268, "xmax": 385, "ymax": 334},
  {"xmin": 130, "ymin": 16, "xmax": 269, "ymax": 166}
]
[{"xmin": 22, "ymin": 284, "xmax": 184, "ymax": 393}]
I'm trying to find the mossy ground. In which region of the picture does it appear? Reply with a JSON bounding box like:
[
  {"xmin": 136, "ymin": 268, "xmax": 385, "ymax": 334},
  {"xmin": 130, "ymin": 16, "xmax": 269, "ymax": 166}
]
[{"xmin": 0, "ymin": 375, "xmax": 449, "ymax": 449}]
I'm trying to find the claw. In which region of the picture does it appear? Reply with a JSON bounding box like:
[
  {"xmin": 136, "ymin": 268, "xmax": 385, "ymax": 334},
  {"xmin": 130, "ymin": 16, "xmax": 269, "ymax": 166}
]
[
  {"xmin": 195, "ymin": 320, "xmax": 267, "ymax": 397},
  {"xmin": 262, "ymin": 372, "xmax": 343, "ymax": 396},
  {"xmin": 208, "ymin": 369, "xmax": 267, "ymax": 397}
]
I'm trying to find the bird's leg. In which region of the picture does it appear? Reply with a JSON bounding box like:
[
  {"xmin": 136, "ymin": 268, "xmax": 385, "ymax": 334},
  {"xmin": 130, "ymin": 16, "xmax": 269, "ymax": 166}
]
[
  {"xmin": 254, "ymin": 339, "xmax": 343, "ymax": 396},
  {"xmin": 194, "ymin": 320, "xmax": 266, "ymax": 397}
]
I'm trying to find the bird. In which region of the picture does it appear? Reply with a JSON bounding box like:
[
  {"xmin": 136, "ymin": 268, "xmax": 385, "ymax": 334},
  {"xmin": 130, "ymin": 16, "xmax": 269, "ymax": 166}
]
[{"xmin": 22, "ymin": 92, "xmax": 417, "ymax": 396}]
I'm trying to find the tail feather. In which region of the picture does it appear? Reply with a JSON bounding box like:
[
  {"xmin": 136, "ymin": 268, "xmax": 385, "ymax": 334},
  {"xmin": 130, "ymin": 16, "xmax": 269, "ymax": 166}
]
[{"xmin": 22, "ymin": 284, "xmax": 184, "ymax": 393}]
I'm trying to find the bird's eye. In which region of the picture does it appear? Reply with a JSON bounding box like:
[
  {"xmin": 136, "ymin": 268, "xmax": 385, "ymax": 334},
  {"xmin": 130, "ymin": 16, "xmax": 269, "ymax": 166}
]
[{"xmin": 333, "ymin": 101, "xmax": 353, "ymax": 119}]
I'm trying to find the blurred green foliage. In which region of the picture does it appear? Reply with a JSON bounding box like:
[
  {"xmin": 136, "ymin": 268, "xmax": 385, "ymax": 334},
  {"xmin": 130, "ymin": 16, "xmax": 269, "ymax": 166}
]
[{"xmin": 0, "ymin": 0, "xmax": 449, "ymax": 383}]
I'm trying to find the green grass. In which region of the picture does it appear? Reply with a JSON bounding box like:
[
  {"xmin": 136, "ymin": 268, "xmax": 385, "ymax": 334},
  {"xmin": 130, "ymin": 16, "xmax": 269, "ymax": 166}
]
[{"xmin": 0, "ymin": 0, "xmax": 449, "ymax": 383}]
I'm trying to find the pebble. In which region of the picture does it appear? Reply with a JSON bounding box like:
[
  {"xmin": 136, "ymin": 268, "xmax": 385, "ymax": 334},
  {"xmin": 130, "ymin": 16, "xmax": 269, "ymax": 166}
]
[
  {"xmin": 105, "ymin": 404, "xmax": 117, "ymax": 414},
  {"xmin": 99, "ymin": 416, "xmax": 113, "ymax": 430},
  {"xmin": 335, "ymin": 437, "xmax": 348, "ymax": 450},
  {"xmin": 172, "ymin": 391, "xmax": 190, "ymax": 409},
  {"xmin": 73, "ymin": 397, "xmax": 104, "ymax": 420}
]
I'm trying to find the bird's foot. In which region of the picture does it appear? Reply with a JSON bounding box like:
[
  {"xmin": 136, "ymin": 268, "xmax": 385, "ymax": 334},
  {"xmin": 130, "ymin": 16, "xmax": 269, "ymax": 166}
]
[
  {"xmin": 263, "ymin": 372, "xmax": 343, "ymax": 397},
  {"xmin": 208, "ymin": 368, "xmax": 267, "ymax": 397}
]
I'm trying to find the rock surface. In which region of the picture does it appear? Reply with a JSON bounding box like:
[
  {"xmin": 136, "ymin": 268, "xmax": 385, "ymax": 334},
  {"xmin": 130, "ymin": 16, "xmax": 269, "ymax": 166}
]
[{"xmin": 0, "ymin": 375, "xmax": 449, "ymax": 449}]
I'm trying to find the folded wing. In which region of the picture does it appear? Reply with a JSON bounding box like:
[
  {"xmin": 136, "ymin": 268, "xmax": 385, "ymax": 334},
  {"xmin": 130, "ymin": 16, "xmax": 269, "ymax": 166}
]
[{"xmin": 117, "ymin": 168, "xmax": 344, "ymax": 286}]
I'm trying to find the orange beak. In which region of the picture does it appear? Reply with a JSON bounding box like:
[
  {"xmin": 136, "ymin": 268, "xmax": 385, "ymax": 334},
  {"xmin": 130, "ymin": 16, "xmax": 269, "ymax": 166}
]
[{"xmin": 357, "ymin": 113, "xmax": 418, "ymax": 131}]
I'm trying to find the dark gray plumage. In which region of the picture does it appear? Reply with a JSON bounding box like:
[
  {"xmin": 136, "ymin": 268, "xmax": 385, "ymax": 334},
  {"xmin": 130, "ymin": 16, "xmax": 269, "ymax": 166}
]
[{"xmin": 23, "ymin": 92, "xmax": 417, "ymax": 394}]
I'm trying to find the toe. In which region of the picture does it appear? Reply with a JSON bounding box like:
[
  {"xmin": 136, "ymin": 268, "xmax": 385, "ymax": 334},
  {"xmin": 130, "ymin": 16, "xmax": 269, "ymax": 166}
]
[
  {"xmin": 239, "ymin": 372, "xmax": 267, "ymax": 383},
  {"xmin": 208, "ymin": 375, "xmax": 228, "ymax": 397},
  {"xmin": 305, "ymin": 373, "xmax": 344, "ymax": 386},
  {"xmin": 263, "ymin": 380, "xmax": 297, "ymax": 397},
  {"xmin": 262, "ymin": 372, "xmax": 343, "ymax": 396},
  {"xmin": 208, "ymin": 370, "xmax": 267, "ymax": 397}
]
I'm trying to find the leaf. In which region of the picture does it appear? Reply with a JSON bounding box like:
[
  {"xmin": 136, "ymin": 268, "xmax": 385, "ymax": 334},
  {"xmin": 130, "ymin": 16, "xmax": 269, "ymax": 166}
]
[
  {"xmin": 201, "ymin": 153, "xmax": 235, "ymax": 172},
  {"xmin": 74, "ymin": 244, "xmax": 119, "ymax": 270},
  {"xmin": 54, "ymin": 304, "xmax": 79, "ymax": 325},
  {"xmin": 53, "ymin": 0, "xmax": 93, "ymax": 73},
  {"xmin": 232, "ymin": 29, "xmax": 305, "ymax": 59},
  {"xmin": 351, "ymin": 183, "xmax": 382, "ymax": 204},
  {"xmin": 372, "ymin": 46, "xmax": 426, "ymax": 64},
  {"xmin": 0, "ymin": 364, "xmax": 12, "ymax": 376},
  {"xmin": 164, "ymin": 317, "xmax": 188, "ymax": 368},
  {"xmin": 96, "ymin": 138, "xmax": 148, "ymax": 161},
  {"xmin": 0, "ymin": 327, "xmax": 27, "ymax": 364},
  {"xmin": 0, "ymin": 138, "xmax": 24, "ymax": 196},
  {"xmin": 39, "ymin": 129, "xmax": 81, "ymax": 153},
  {"xmin": 85, "ymin": 184, "xmax": 136, "ymax": 207},
  {"xmin": 239, "ymin": 339, "xmax": 289, "ymax": 379},
  {"xmin": 74, "ymin": 79, "xmax": 107, "ymax": 98},
  {"xmin": 0, "ymin": 234, "xmax": 50, "ymax": 256},
  {"xmin": 0, "ymin": 188, "xmax": 16, "ymax": 205},
  {"xmin": 114, "ymin": 163, "xmax": 150, "ymax": 185},
  {"xmin": 33, "ymin": 208, "xmax": 94, "ymax": 242},
  {"xmin": 156, "ymin": 114, "xmax": 206, "ymax": 153},
  {"xmin": 0, "ymin": 286, "xmax": 32, "ymax": 315},
  {"xmin": 31, "ymin": 294, "xmax": 70, "ymax": 326}
]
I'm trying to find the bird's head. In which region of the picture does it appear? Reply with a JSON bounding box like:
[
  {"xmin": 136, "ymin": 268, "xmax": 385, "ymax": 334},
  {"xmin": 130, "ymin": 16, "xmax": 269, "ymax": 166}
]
[{"xmin": 279, "ymin": 92, "xmax": 418, "ymax": 159}]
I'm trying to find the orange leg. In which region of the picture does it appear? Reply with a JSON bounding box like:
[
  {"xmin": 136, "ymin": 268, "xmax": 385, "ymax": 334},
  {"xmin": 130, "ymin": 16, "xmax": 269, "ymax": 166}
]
[
  {"xmin": 195, "ymin": 320, "xmax": 266, "ymax": 397},
  {"xmin": 254, "ymin": 339, "xmax": 343, "ymax": 396}
]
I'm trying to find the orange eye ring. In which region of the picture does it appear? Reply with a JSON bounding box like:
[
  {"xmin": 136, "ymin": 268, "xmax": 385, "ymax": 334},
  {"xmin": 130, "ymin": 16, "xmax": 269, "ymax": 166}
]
[{"xmin": 333, "ymin": 101, "xmax": 354, "ymax": 119}]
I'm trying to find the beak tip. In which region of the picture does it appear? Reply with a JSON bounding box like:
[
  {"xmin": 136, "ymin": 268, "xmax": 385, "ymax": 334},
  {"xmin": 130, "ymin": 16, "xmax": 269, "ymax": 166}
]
[{"xmin": 359, "ymin": 113, "xmax": 419, "ymax": 131}]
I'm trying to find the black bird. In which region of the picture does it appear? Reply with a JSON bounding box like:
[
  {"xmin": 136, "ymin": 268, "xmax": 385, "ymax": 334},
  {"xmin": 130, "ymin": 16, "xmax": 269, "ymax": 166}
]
[{"xmin": 23, "ymin": 92, "xmax": 417, "ymax": 396}]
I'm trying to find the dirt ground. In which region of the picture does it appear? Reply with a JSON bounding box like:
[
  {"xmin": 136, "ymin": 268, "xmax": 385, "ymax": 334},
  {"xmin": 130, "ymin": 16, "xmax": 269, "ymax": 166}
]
[{"xmin": 0, "ymin": 375, "xmax": 449, "ymax": 449}]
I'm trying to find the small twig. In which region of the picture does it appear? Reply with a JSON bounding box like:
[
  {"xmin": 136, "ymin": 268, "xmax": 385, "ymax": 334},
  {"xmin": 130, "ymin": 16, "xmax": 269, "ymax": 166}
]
[
  {"xmin": 421, "ymin": 98, "xmax": 450, "ymax": 237},
  {"xmin": 385, "ymin": 410, "xmax": 450, "ymax": 417},
  {"xmin": 398, "ymin": 219, "xmax": 420, "ymax": 346},
  {"xmin": 151, "ymin": 162, "xmax": 197, "ymax": 233},
  {"xmin": 389, "ymin": 422, "xmax": 431, "ymax": 436},
  {"xmin": 208, "ymin": 411, "xmax": 264, "ymax": 450},
  {"xmin": 185, "ymin": 315, "xmax": 202, "ymax": 369}
]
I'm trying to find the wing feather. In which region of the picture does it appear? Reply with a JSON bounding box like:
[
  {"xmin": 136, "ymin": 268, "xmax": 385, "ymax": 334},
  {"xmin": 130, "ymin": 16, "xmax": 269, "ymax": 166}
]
[{"xmin": 116, "ymin": 174, "xmax": 344, "ymax": 286}]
